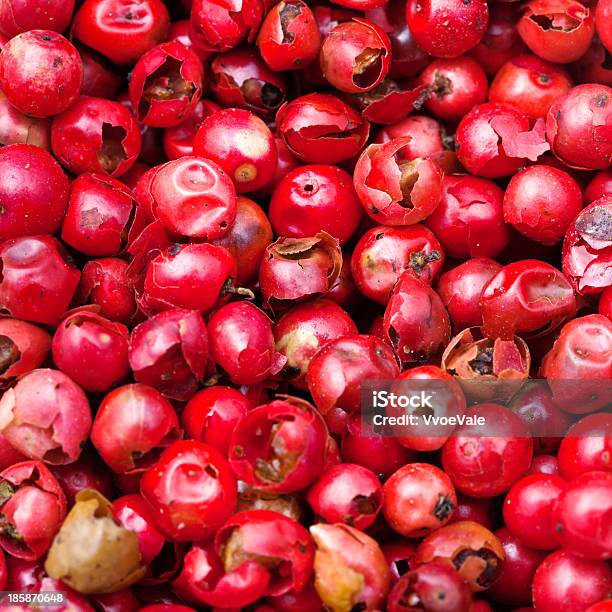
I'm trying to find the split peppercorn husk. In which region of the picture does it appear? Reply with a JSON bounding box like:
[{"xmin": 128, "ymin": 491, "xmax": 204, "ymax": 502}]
[{"xmin": 45, "ymin": 489, "xmax": 146, "ymax": 594}]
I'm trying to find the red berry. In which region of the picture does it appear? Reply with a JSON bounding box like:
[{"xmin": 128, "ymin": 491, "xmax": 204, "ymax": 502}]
[
  {"xmin": 208, "ymin": 301, "xmax": 283, "ymax": 386},
  {"xmin": 129, "ymin": 309, "xmax": 209, "ymax": 400},
  {"xmin": 517, "ymin": 0, "xmax": 595, "ymax": 64},
  {"xmin": 552, "ymin": 471, "xmax": 612, "ymax": 560},
  {"xmin": 0, "ymin": 145, "xmax": 68, "ymax": 242},
  {"xmin": 0, "ymin": 0, "xmax": 74, "ymax": 37},
  {"xmin": 489, "ymin": 54, "xmax": 573, "ymax": 119},
  {"xmin": 0, "ymin": 236, "xmax": 80, "ymax": 326},
  {"xmin": 182, "ymin": 386, "xmax": 251, "ymax": 455},
  {"xmin": 532, "ymin": 549, "xmax": 612, "ymax": 612},
  {"xmin": 503, "ymin": 473, "xmax": 567, "ymax": 549},
  {"xmin": 405, "ymin": 0, "xmax": 488, "ymax": 58},
  {"xmin": 269, "ymin": 165, "xmax": 362, "ymax": 246},
  {"xmin": 140, "ymin": 440, "xmax": 237, "ymax": 542},
  {"xmin": 73, "ymin": 0, "xmax": 170, "ymax": 66},
  {"xmin": 129, "ymin": 41, "xmax": 204, "ymax": 128},
  {"xmin": 52, "ymin": 96, "xmax": 141, "ymax": 177},
  {"xmin": 503, "ymin": 164, "xmax": 582, "ymax": 244},
  {"xmin": 61, "ymin": 173, "xmax": 148, "ymax": 256},
  {"xmin": 0, "ymin": 30, "xmax": 82, "ymax": 118},
  {"xmin": 52, "ymin": 312, "xmax": 130, "ymax": 393},
  {"xmin": 229, "ymin": 397, "xmax": 327, "ymax": 493},
  {"xmin": 441, "ymin": 403, "xmax": 533, "ymax": 498},
  {"xmin": 383, "ymin": 463, "xmax": 457, "ymax": 538},
  {"xmin": 0, "ymin": 369, "xmax": 91, "ymax": 465},
  {"xmin": 307, "ymin": 463, "xmax": 383, "ymax": 530},
  {"xmin": 257, "ymin": 0, "xmax": 320, "ymax": 71},
  {"xmin": 193, "ymin": 108, "xmax": 277, "ymax": 193}
]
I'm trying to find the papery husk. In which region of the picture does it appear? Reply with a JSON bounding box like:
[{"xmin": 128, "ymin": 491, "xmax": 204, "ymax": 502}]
[{"xmin": 45, "ymin": 489, "xmax": 146, "ymax": 594}]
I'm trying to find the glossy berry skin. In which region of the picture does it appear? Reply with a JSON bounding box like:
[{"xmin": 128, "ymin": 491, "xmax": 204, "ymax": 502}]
[
  {"xmin": 307, "ymin": 334, "xmax": 399, "ymax": 414},
  {"xmin": 383, "ymin": 273, "xmax": 451, "ymax": 366},
  {"xmin": 209, "ymin": 48, "xmax": 287, "ymax": 118},
  {"xmin": 0, "ymin": 369, "xmax": 91, "ymax": 465},
  {"xmin": 142, "ymin": 243, "xmax": 237, "ymax": 314},
  {"xmin": 552, "ymin": 471, "xmax": 612, "ymax": 560},
  {"xmin": 140, "ymin": 440, "xmax": 237, "ymax": 542},
  {"xmin": 91, "ymin": 383, "xmax": 179, "ymax": 475},
  {"xmin": 0, "ymin": 90, "xmax": 51, "ymax": 149},
  {"xmin": 0, "ymin": 461, "xmax": 66, "ymax": 561},
  {"xmin": 480, "ymin": 260, "xmax": 576, "ymax": 340},
  {"xmin": 129, "ymin": 41, "xmax": 204, "ymax": 128},
  {"xmin": 52, "ymin": 312, "xmax": 130, "ymax": 393},
  {"xmin": 387, "ymin": 561, "xmax": 473, "ymax": 612},
  {"xmin": 0, "ymin": 144, "xmax": 69, "ymax": 242},
  {"xmin": 216, "ymin": 510, "xmax": 315, "ymax": 597},
  {"xmin": 182, "ymin": 386, "xmax": 250, "ymax": 456},
  {"xmin": 597, "ymin": 0, "xmax": 612, "ymax": 52},
  {"xmin": 383, "ymin": 464, "xmax": 457, "ymax": 538},
  {"xmin": 442, "ymin": 403, "xmax": 533, "ymax": 498},
  {"xmin": 418, "ymin": 57, "xmax": 488, "ymax": 122},
  {"xmin": 129, "ymin": 309, "xmax": 208, "ymax": 401},
  {"xmin": 351, "ymin": 225, "xmax": 444, "ymax": 305},
  {"xmin": 191, "ymin": 0, "xmax": 262, "ymax": 53},
  {"xmin": 517, "ymin": 0, "xmax": 595, "ymax": 64},
  {"xmin": 229, "ymin": 397, "xmax": 327, "ymax": 493},
  {"xmin": 0, "ymin": 319, "xmax": 51, "ymax": 389},
  {"xmin": 111, "ymin": 494, "xmax": 182, "ymax": 585},
  {"xmin": 49, "ymin": 451, "xmax": 114, "ymax": 505},
  {"xmin": 456, "ymin": 103, "xmax": 549, "ymax": 178},
  {"xmin": 257, "ymin": 0, "xmax": 320, "ymax": 71},
  {"xmin": 147, "ymin": 157, "xmax": 237, "ymax": 240},
  {"xmin": 310, "ymin": 523, "xmax": 390, "ymax": 611},
  {"xmin": 437, "ymin": 258, "xmax": 502, "ymax": 331},
  {"xmin": 162, "ymin": 99, "xmax": 220, "ymax": 159},
  {"xmin": 532, "ymin": 549, "xmax": 612, "ymax": 612},
  {"xmin": 541, "ymin": 315, "xmax": 612, "ymax": 413},
  {"xmin": 585, "ymin": 170, "xmax": 612, "ymax": 204},
  {"xmin": 211, "ymin": 196, "xmax": 272, "ymax": 286},
  {"xmin": 467, "ymin": 3, "xmax": 527, "ymax": 75},
  {"xmin": 276, "ymin": 93, "xmax": 369, "ymax": 164},
  {"xmin": 546, "ymin": 84, "xmax": 612, "ymax": 170},
  {"xmin": 0, "ymin": 30, "xmax": 82, "ymax": 118},
  {"xmin": 76, "ymin": 258, "xmax": 137, "ymax": 324},
  {"xmin": 320, "ymin": 18, "xmax": 390, "ymax": 93},
  {"xmin": 425, "ymin": 175, "xmax": 510, "ymax": 260},
  {"xmin": 503, "ymin": 474, "xmax": 567, "ymax": 550},
  {"xmin": 269, "ymin": 165, "xmax": 362, "ymax": 246},
  {"xmin": 390, "ymin": 366, "xmax": 466, "ymax": 452},
  {"xmin": 208, "ymin": 301, "xmax": 283, "ymax": 386},
  {"xmin": 0, "ymin": 0, "xmax": 74, "ymax": 37},
  {"xmin": 562, "ymin": 196, "xmax": 612, "ymax": 294},
  {"xmin": 405, "ymin": 0, "xmax": 488, "ymax": 58},
  {"xmin": 72, "ymin": 0, "xmax": 170, "ymax": 66},
  {"xmin": 194, "ymin": 109, "xmax": 277, "ymax": 193},
  {"xmin": 259, "ymin": 232, "xmax": 342, "ymax": 309},
  {"xmin": 486, "ymin": 527, "xmax": 547, "ymax": 607},
  {"xmin": 489, "ymin": 55, "xmax": 573, "ymax": 120},
  {"xmin": 413, "ymin": 521, "xmax": 505, "ymax": 592},
  {"xmin": 61, "ymin": 173, "xmax": 147, "ymax": 257},
  {"xmin": 51, "ymin": 96, "xmax": 141, "ymax": 177},
  {"xmin": 503, "ymin": 165, "xmax": 582, "ymax": 245},
  {"xmin": 273, "ymin": 298, "xmax": 357, "ymax": 389},
  {"xmin": 354, "ymin": 137, "xmax": 443, "ymax": 226},
  {"xmin": 374, "ymin": 115, "xmax": 445, "ymax": 161},
  {"xmin": 599, "ymin": 287, "xmax": 612, "ymax": 320},
  {"xmin": 0, "ymin": 236, "xmax": 80, "ymax": 326},
  {"xmin": 307, "ymin": 463, "xmax": 382, "ymax": 530},
  {"xmin": 558, "ymin": 414, "xmax": 612, "ymax": 480}
]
